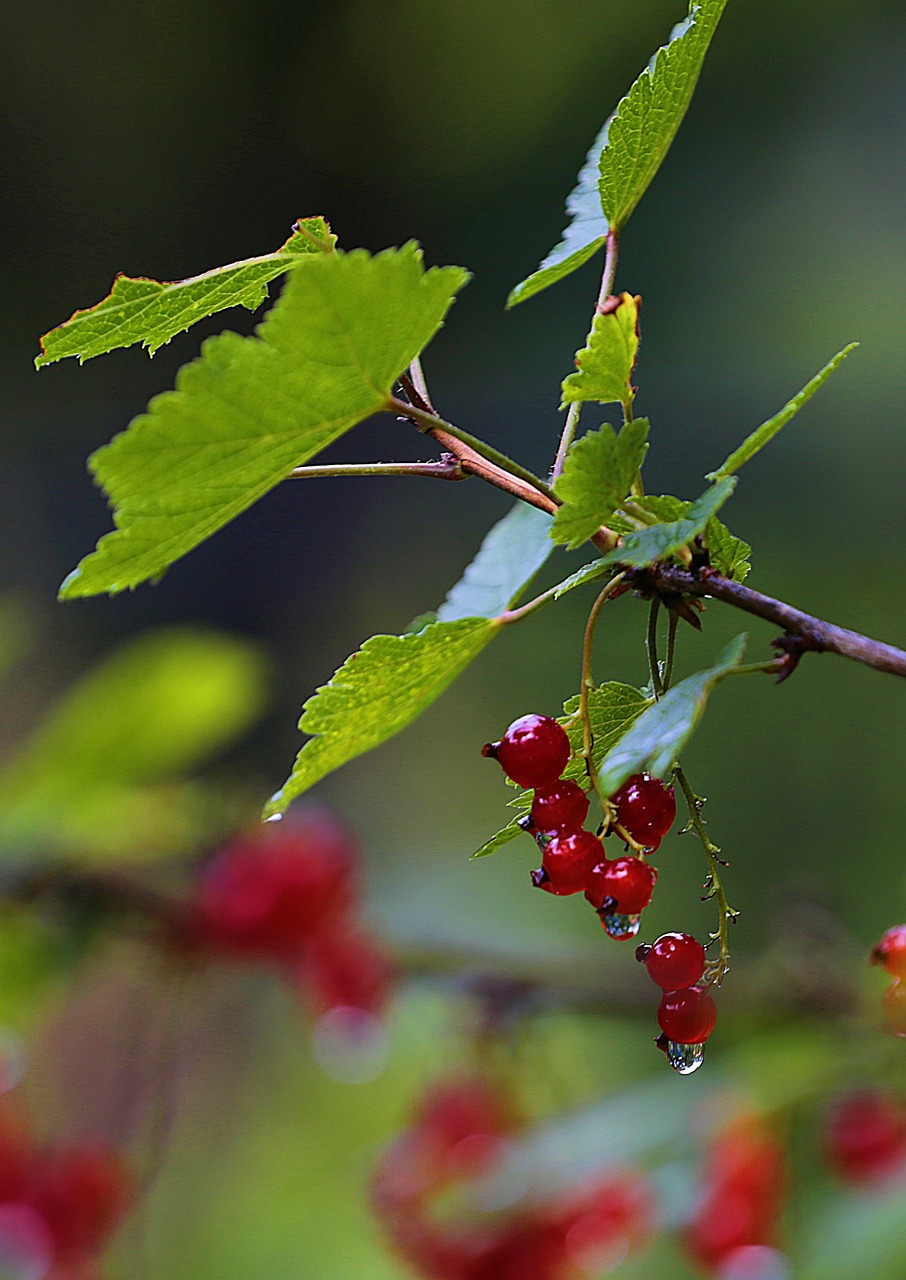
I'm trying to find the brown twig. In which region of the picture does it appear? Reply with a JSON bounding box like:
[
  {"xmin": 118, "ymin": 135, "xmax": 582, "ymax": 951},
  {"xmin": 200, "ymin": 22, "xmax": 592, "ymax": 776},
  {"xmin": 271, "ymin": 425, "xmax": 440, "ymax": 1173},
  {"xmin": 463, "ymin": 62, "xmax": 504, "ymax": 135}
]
[{"xmin": 629, "ymin": 565, "xmax": 906, "ymax": 679}]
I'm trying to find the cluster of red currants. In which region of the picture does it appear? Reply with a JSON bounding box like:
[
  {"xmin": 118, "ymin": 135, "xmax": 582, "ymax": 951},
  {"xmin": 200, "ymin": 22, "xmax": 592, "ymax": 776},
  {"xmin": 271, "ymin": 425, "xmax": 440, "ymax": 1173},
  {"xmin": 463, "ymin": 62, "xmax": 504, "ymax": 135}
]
[
  {"xmin": 187, "ymin": 810, "xmax": 390, "ymax": 1020},
  {"xmin": 484, "ymin": 715, "xmax": 717, "ymax": 1072},
  {"xmin": 372, "ymin": 1074, "xmax": 651, "ymax": 1280},
  {"xmin": 0, "ymin": 1110, "xmax": 131, "ymax": 1280},
  {"xmin": 683, "ymin": 1115, "xmax": 787, "ymax": 1277},
  {"xmin": 870, "ymin": 923, "xmax": 906, "ymax": 1036}
]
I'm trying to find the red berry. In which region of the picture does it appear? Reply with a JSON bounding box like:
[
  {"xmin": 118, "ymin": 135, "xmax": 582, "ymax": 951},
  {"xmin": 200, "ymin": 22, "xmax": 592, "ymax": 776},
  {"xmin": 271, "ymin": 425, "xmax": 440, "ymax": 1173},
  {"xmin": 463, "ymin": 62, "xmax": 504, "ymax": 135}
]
[
  {"xmin": 540, "ymin": 831, "xmax": 603, "ymax": 895},
  {"xmin": 871, "ymin": 924, "xmax": 906, "ymax": 978},
  {"xmin": 191, "ymin": 812, "xmax": 355, "ymax": 961},
  {"xmin": 492, "ymin": 715, "xmax": 571, "ymax": 789},
  {"xmin": 30, "ymin": 1143, "xmax": 132, "ymax": 1262},
  {"xmin": 609, "ymin": 773, "xmax": 676, "ymax": 850},
  {"xmin": 882, "ymin": 979, "xmax": 906, "ymax": 1036},
  {"xmin": 823, "ymin": 1090, "xmax": 906, "ymax": 1186},
  {"xmin": 683, "ymin": 1117, "xmax": 786, "ymax": 1272},
  {"xmin": 640, "ymin": 933, "xmax": 706, "ymax": 990},
  {"xmin": 530, "ymin": 781, "xmax": 589, "ymax": 835},
  {"xmin": 585, "ymin": 858, "xmax": 657, "ymax": 915},
  {"xmin": 302, "ymin": 920, "xmax": 391, "ymax": 1017},
  {"xmin": 657, "ymin": 986, "xmax": 717, "ymax": 1044}
]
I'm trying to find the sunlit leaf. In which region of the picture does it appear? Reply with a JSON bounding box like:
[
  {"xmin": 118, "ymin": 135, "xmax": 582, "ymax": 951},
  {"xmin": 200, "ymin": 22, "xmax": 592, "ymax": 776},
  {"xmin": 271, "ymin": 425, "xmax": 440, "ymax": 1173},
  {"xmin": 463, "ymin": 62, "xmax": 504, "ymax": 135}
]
[
  {"xmin": 561, "ymin": 293, "xmax": 640, "ymax": 408},
  {"xmin": 36, "ymin": 217, "xmax": 336, "ymax": 365},
  {"xmin": 551, "ymin": 419, "xmax": 649, "ymax": 550},
  {"xmin": 60, "ymin": 244, "xmax": 469, "ymax": 598}
]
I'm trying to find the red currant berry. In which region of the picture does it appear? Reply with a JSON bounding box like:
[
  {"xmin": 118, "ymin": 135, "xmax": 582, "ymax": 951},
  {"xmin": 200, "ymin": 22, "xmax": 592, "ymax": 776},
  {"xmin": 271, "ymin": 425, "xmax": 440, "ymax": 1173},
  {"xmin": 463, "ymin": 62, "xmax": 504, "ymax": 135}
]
[
  {"xmin": 639, "ymin": 933, "xmax": 706, "ymax": 990},
  {"xmin": 871, "ymin": 924, "xmax": 906, "ymax": 978},
  {"xmin": 30, "ymin": 1143, "xmax": 132, "ymax": 1262},
  {"xmin": 823, "ymin": 1090, "xmax": 906, "ymax": 1186},
  {"xmin": 492, "ymin": 715, "xmax": 571, "ymax": 789},
  {"xmin": 882, "ymin": 979, "xmax": 906, "ymax": 1036},
  {"xmin": 302, "ymin": 921, "xmax": 391, "ymax": 1017},
  {"xmin": 609, "ymin": 773, "xmax": 676, "ymax": 850},
  {"xmin": 530, "ymin": 780, "xmax": 589, "ymax": 835},
  {"xmin": 541, "ymin": 830, "xmax": 604, "ymax": 895},
  {"xmin": 657, "ymin": 986, "xmax": 717, "ymax": 1044},
  {"xmin": 585, "ymin": 857, "xmax": 657, "ymax": 915}
]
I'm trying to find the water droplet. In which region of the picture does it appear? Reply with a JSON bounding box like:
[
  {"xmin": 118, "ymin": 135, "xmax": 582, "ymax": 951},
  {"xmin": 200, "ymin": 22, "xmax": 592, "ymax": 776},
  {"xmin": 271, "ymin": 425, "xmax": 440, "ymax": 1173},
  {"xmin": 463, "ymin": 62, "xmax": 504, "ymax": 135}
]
[
  {"xmin": 665, "ymin": 1039, "xmax": 707, "ymax": 1074},
  {"xmin": 600, "ymin": 911, "xmax": 641, "ymax": 940},
  {"xmin": 265, "ymin": 811, "xmax": 284, "ymax": 824}
]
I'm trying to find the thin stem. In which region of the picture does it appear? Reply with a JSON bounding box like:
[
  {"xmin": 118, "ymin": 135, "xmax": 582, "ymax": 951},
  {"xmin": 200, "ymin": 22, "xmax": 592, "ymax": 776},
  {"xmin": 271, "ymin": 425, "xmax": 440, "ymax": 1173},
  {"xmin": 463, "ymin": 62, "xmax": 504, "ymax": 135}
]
[
  {"xmin": 388, "ymin": 396, "xmax": 556, "ymax": 501},
  {"xmin": 725, "ymin": 659, "xmax": 787, "ymax": 679},
  {"xmin": 553, "ymin": 402, "xmax": 582, "ymax": 481},
  {"xmin": 663, "ymin": 611, "xmax": 679, "ymax": 691},
  {"xmin": 500, "ymin": 580, "xmax": 567, "ymax": 625},
  {"xmin": 288, "ymin": 459, "xmax": 466, "ymax": 481},
  {"xmin": 674, "ymin": 764, "xmax": 736, "ymax": 985},
  {"xmin": 406, "ymin": 356, "xmax": 435, "ymax": 412},
  {"xmin": 578, "ymin": 574, "xmax": 626, "ymax": 811},
  {"xmin": 646, "ymin": 598, "xmax": 664, "ymax": 698},
  {"xmin": 596, "ymin": 228, "xmax": 620, "ymax": 312},
  {"xmin": 630, "ymin": 565, "xmax": 906, "ymax": 681}
]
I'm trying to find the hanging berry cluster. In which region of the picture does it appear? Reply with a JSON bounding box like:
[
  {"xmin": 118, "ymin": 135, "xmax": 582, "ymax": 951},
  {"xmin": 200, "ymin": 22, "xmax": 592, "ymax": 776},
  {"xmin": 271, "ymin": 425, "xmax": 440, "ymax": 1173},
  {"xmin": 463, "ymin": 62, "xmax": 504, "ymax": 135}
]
[
  {"xmin": 372, "ymin": 1073, "xmax": 651, "ymax": 1280},
  {"xmin": 187, "ymin": 810, "xmax": 391, "ymax": 1020},
  {"xmin": 0, "ymin": 1111, "xmax": 131, "ymax": 1280},
  {"xmin": 483, "ymin": 714, "xmax": 719, "ymax": 1073}
]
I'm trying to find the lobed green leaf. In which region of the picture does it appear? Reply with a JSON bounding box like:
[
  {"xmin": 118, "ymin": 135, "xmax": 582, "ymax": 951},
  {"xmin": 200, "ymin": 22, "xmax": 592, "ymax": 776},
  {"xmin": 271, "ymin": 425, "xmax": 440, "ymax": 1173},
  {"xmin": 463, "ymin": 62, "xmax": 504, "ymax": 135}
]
[
  {"xmin": 36, "ymin": 217, "xmax": 336, "ymax": 366},
  {"xmin": 437, "ymin": 502, "xmax": 554, "ymax": 622},
  {"xmin": 267, "ymin": 617, "xmax": 499, "ymax": 815},
  {"xmin": 551, "ymin": 419, "xmax": 649, "ymax": 550},
  {"xmin": 560, "ymin": 293, "xmax": 640, "ymax": 409},
  {"xmin": 593, "ymin": 477, "xmax": 736, "ymax": 570},
  {"xmin": 705, "ymin": 518, "xmax": 752, "ymax": 582},
  {"xmin": 60, "ymin": 244, "xmax": 469, "ymax": 599},
  {"xmin": 707, "ymin": 343, "xmax": 858, "ymax": 481},
  {"xmin": 598, "ymin": 633, "xmax": 747, "ymax": 795},
  {"xmin": 598, "ymin": 0, "xmax": 728, "ymax": 230},
  {"xmin": 473, "ymin": 682, "xmax": 649, "ymax": 857}
]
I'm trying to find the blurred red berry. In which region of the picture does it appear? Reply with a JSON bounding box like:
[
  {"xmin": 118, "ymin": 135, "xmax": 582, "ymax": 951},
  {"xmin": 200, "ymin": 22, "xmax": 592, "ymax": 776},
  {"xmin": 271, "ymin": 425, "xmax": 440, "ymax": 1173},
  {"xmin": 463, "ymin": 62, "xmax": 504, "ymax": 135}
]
[
  {"xmin": 191, "ymin": 812, "xmax": 355, "ymax": 961},
  {"xmin": 882, "ymin": 979, "xmax": 906, "ymax": 1036},
  {"xmin": 684, "ymin": 1117, "xmax": 787, "ymax": 1274},
  {"xmin": 823, "ymin": 1090, "xmax": 906, "ymax": 1186},
  {"xmin": 302, "ymin": 920, "xmax": 391, "ymax": 1018},
  {"xmin": 29, "ymin": 1142, "xmax": 131, "ymax": 1263}
]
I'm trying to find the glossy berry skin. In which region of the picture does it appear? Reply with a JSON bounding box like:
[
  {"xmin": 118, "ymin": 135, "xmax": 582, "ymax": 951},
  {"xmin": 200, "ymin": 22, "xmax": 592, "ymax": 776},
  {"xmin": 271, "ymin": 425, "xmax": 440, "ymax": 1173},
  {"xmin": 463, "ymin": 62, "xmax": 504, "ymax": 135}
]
[
  {"xmin": 540, "ymin": 830, "xmax": 604, "ymax": 895},
  {"xmin": 530, "ymin": 780, "xmax": 589, "ymax": 835},
  {"xmin": 871, "ymin": 924, "xmax": 906, "ymax": 978},
  {"xmin": 639, "ymin": 933, "xmax": 706, "ymax": 991},
  {"xmin": 823, "ymin": 1090, "xmax": 906, "ymax": 1186},
  {"xmin": 492, "ymin": 715, "xmax": 571, "ymax": 789},
  {"xmin": 585, "ymin": 857, "xmax": 657, "ymax": 915},
  {"xmin": 609, "ymin": 773, "xmax": 676, "ymax": 850},
  {"xmin": 657, "ymin": 986, "xmax": 717, "ymax": 1044}
]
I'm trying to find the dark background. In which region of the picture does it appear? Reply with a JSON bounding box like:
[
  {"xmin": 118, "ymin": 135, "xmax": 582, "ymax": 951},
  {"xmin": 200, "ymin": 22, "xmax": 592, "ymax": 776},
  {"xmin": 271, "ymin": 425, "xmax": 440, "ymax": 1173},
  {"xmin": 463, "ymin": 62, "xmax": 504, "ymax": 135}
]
[{"xmin": 1, "ymin": 3, "xmax": 906, "ymax": 1277}]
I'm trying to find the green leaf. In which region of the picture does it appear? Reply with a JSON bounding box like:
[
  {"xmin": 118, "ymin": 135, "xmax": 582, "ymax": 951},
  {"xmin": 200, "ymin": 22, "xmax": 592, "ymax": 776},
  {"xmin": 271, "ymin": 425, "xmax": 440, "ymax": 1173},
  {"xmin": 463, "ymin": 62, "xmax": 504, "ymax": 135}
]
[
  {"xmin": 561, "ymin": 293, "xmax": 640, "ymax": 408},
  {"xmin": 60, "ymin": 244, "xmax": 469, "ymax": 599},
  {"xmin": 598, "ymin": 0, "xmax": 728, "ymax": 230},
  {"xmin": 0, "ymin": 627, "xmax": 268, "ymax": 859},
  {"xmin": 471, "ymin": 818, "xmax": 525, "ymax": 860},
  {"xmin": 474, "ymin": 682, "xmax": 649, "ymax": 857},
  {"xmin": 437, "ymin": 502, "xmax": 554, "ymax": 622},
  {"xmin": 36, "ymin": 217, "xmax": 336, "ymax": 366},
  {"xmin": 706, "ymin": 517, "xmax": 751, "ymax": 582},
  {"xmin": 506, "ymin": 118, "xmax": 610, "ymax": 309},
  {"xmin": 595, "ymin": 477, "xmax": 736, "ymax": 569},
  {"xmin": 598, "ymin": 634, "xmax": 747, "ymax": 795},
  {"xmin": 549, "ymin": 558, "xmax": 613, "ymax": 601},
  {"xmin": 707, "ymin": 343, "xmax": 858, "ymax": 480},
  {"xmin": 551, "ymin": 419, "xmax": 650, "ymax": 550},
  {"xmin": 267, "ymin": 617, "xmax": 499, "ymax": 815}
]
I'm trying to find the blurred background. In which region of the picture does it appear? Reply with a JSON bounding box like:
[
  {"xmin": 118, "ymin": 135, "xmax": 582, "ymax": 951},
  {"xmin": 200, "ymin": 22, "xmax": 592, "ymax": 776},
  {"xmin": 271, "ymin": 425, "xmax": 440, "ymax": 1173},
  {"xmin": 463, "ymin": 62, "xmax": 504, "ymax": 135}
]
[{"xmin": 1, "ymin": 1, "xmax": 906, "ymax": 1277}]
